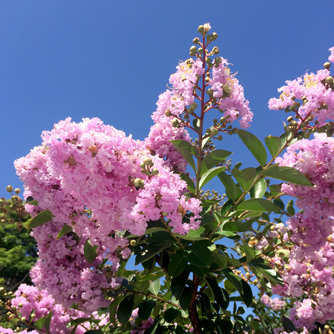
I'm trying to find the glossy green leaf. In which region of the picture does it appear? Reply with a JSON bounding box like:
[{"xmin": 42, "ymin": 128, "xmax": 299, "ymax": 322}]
[
  {"xmin": 237, "ymin": 198, "xmax": 281, "ymax": 212},
  {"xmin": 148, "ymin": 278, "xmax": 160, "ymax": 295},
  {"xmin": 199, "ymin": 166, "xmax": 226, "ymax": 189},
  {"xmin": 33, "ymin": 316, "xmax": 45, "ymax": 331},
  {"xmin": 26, "ymin": 209, "xmax": 54, "ymax": 229},
  {"xmin": 180, "ymin": 173, "xmax": 195, "ymax": 193},
  {"xmin": 223, "ymin": 269, "xmax": 253, "ymax": 307},
  {"xmin": 202, "ymin": 149, "xmax": 232, "ymax": 173},
  {"xmin": 84, "ymin": 331, "xmax": 103, "ymax": 334},
  {"xmin": 188, "ymin": 240, "xmax": 213, "ymax": 268},
  {"xmin": 218, "ymin": 172, "xmax": 243, "ymax": 202},
  {"xmin": 171, "ymin": 140, "xmax": 196, "ymax": 171},
  {"xmin": 282, "ymin": 316, "xmax": 296, "ymax": 333},
  {"xmin": 57, "ymin": 224, "xmax": 73, "ymax": 239},
  {"xmin": 117, "ymin": 295, "xmax": 134, "ymax": 325},
  {"xmin": 206, "ymin": 275, "xmax": 229, "ymax": 310},
  {"xmin": 109, "ymin": 296, "xmax": 122, "ymax": 325},
  {"xmin": 286, "ymin": 199, "xmax": 295, "ymax": 216},
  {"xmin": 164, "ymin": 308, "xmax": 180, "ymax": 323},
  {"xmin": 135, "ymin": 232, "xmax": 174, "ymax": 265},
  {"xmin": 138, "ymin": 300, "xmax": 156, "ymax": 320},
  {"xmin": 265, "ymin": 135, "xmax": 283, "ymax": 158},
  {"xmin": 168, "ymin": 252, "xmax": 187, "ymax": 278},
  {"xmin": 250, "ymin": 179, "xmax": 267, "ymax": 198},
  {"xmin": 263, "ymin": 164, "xmax": 312, "ymax": 186},
  {"xmin": 44, "ymin": 311, "xmax": 53, "ymax": 332},
  {"xmin": 171, "ymin": 270, "xmax": 189, "ymax": 299},
  {"xmin": 84, "ymin": 239, "xmax": 98, "ymax": 264},
  {"xmin": 180, "ymin": 286, "xmax": 193, "ymax": 310},
  {"xmin": 232, "ymin": 167, "xmax": 257, "ymax": 191},
  {"xmin": 237, "ymin": 129, "xmax": 267, "ymax": 166}
]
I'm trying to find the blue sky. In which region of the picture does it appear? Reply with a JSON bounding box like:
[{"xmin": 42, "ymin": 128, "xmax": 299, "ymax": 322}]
[{"xmin": 1, "ymin": 1, "xmax": 334, "ymax": 193}]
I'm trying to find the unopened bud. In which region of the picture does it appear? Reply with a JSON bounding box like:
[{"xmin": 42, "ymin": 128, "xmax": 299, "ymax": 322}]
[
  {"xmin": 211, "ymin": 32, "xmax": 218, "ymax": 41},
  {"xmin": 189, "ymin": 46, "xmax": 197, "ymax": 56},
  {"xmin": 14, "ymin": 188, "xmax": 21, "ymax": 194},
  {"xmin": 326, "ymin": 76, "xmax": 334, "ymax": 84},
  {"xmin": 165, "ymin": 110, "xmax": 172, "ymax": 117},
  {"xmin": 212, "ymin": 46, "xmax": 219, "ymax": 55},
  {"xmin": 151, "ymin": 168, "xmax": 159, "ymax": 176},
  {"xmin": 130, "ymin": 240, "xmax": 136, "ymax": 246},
  {"xmin": 217, "ymin": 135, "xmax": 223, "ymax": 141},
  {"xmin": 211, "ymin": 128, "xmax": 218, "ymax": 136},
  {"xmin": 206, "ymin": 88, "xmax": 213, "ymax": 97},
  {"xmin": 6, "ymin": 185, "xmax": 13, "ymax": 193},
  {"xmin": 324, "ymin": 62, "xmax": 331, "ymax": 70},
  {"xmin": 143, "ymin": 158, "xmax": 153, "ymax": 166},
  {"xmin": 198, "ymin": 48, "xmax": 203, "ymax": 54},
  {"xmin": 192, "ymin": 37, "xmax": 200, "ymax": 45},
  {"xmin": 190, "ymin": 102, "xmax": 198, "ymax": 110},
  {"xmin": 287, "ymin": 116, "xmax": 294, "ymax": 122},
  {"xmin": 171, "ymin": 119, "xmax": 179, "ymax": 127},
  {"xmin": 134, "ymin": 178, "xmax": 143, "ymax": 188},
  {"xmin": 197, "ymin": 25, "xmax": 204, "ymax": 34}
]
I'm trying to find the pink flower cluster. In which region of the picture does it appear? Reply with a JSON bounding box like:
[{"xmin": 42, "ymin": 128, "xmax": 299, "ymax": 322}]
[
  {"xmin": 9, "ymin": 284, "xmax": 87, "ymax": 334},
  {"xmin": 271, "ymin": 134, "xmax": 334, "ymax": 329},
  {"xmin": 269, "ymin": 47, "xmax": 334, "ymax": 127},
  {"xmin": 15, "ymin": 117, "xmax": 201, "ymax": 311},
  {"xmin": 260, "ymin": 294, "xmax": 286, "ymax": 311},
  {"xmin": 209, "ymin": 58, "xmax": 252, "ymax": 129}
]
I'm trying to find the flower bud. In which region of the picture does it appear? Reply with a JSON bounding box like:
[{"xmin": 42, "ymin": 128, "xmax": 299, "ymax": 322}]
[
  {"xmin": 198, "ymin": 48, "xmax": 203, "ymax": 54},
  {"xmin": 203, "ymin": 23, "xmax": 211, "ymax": 34},
  {"xmin": 165, "ymin": 110, "xmax": 172, "ymax": 117},
  {"xmin": 143, "ymin": 158, "xmax": 153, "ymax": 166},
  {"xmin": 217, "ymin": 135, "xmax": 223, "ymax": 141},
  {"xmin": 326, "ymin": 76, "xmax": 334, "ymax": 84},
  {"xmin": 287, "ymin": 116, "xmax": 294, "ymax": 122},
  {"xmin": 171, "ymin": 119, "xmax": 179, "ymax": 128},
  {"xmin": 6, "ymin": 185, "xmax": 13, "ymax": 193},
  {"xmin": 211, "ymin": 32, "xmax": 218, "ymax": 41},
  {"xmin": 212, "ymin": 46, "xmax": 219, "ymax": 55},
  {"xmin": 140, "ymin": 163, "xmax": 145, "ymax": 169},
  {"xmin": 197, "ymin": 25, "xmax": 204, "ymax": 33},
  {"xmin": 190, "ymin": 102, "xmax": 198, "ymax": 110},
  {"xmin": 192, "ymin": 37, "xmax": 200, "ymax": 45},
  {"xmin": 14, "ymin": 188, "xmax": 21, "ymax": 194},
  {"xmin": 134, "ymin": 178, "xmax": 143, "ymax": 188},
  {"xmin": 130, "ymin": 240, "xmax": 136, "ymax": 246},
  {"xmin": 324, "ymin": 62, "xmax": 331, "ymax": 70},
  {"xmin": 189, "ymin": 46, "xmax": 197, "ymax": 56},
  {"xmin": 206, "ymin": 88, "xmax": 213, "ymax": 97},
  {"xmin": 211, "ymin": 128, "xmax": 218, "ymax": 136},
  {"xmin": 151, "ymin": 168, "xmax": 159, "ymax": 176}
]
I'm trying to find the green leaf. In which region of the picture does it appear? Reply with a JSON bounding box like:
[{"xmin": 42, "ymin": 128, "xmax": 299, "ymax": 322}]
[
  {"xmin": 263, "ymin": 164, "xmax": 312, "ymax": 186},
  {"xmin": 232, "ymin": 167, "xmax": 257, "ymax": 191},
  {"xmin": 281, "ymin": 316, "xmax": 296, "ymax": 333},
  {"xmin": 199, "ymin": 166, "xmax": 226, "ymax": 189},
  {"xmin": 286, "ymin": 199, "xmax": 295, "ymax": 216},
  {"xmin": 206, "ymin": 275, "xmax": 229, "ymax": 310},
  {"xmin": 180, "ymin": 173, "xmax": 195, "ymax": 193},
  {"xmin": 135, "ymin": 232, "xmax": 174, "ymax": 265},
  {"xmin": 249, "ymin": 258, "xmax": 283, "ymax": 286},
  {"xmin": 84, "ymin": 239, "xmax": 98, "ymax": 264},
  {"xmin": 242, "ymin": 241, "xmax": 256, "ymax": 262},
  {"xmin": 265, "ymin": 135, "xmax": 283, "ymax": 158},
  {"xmin": 171, "ymin": 270, "xmax": 189, "ymax": 299},
  {"xmin": 26, "ymin": 209, "xmax": 54, "ymax": 229},
  {"xmin": 25, "ymin": 196, "xmax": 38, "ymax": 206},
  {"xmin": 180, "ymin": 286, "xmax": 193, "ymax": 310},
  {"xmin": 138, "ymin": 300, "xmax": 156, "ymax": 320},
  {"xmin": 171, "ymin": 140, "xmax": 196, "ymax": 171},
  {"xmin": 44, "ymin": 310, "xmax": 53, "ymax": 332},
  {"xmin": 57, "ymin": 224, "xmax": 73, "ymax": 239},
  {"xmin": 202, "ymin": 149, "xmax": 232, "ymax": 173},
  {"xmin": 33, "ymin": 317, "xmax": 45, "ymax": 331},
  {"xmin": 237, "ymin": 198, "xmax": 281, "ymax": 212},
  {"xmin": 148, "ymin": 278, "xmax": 160, "ymax": 295},
  {"xmin": 83, "ymin": 331, "xmax": 103, "ymax": 334},
  {"xmin": 168, "ymin": 252, "xmax": 187, "ymax": 278},
  {"xmin": 218, "ymin": 172, "xmax": 243, "ymax": 202},
  {"xmin": 188, "ymin": 240, "xmax": 213, "ymax": 268},
  {"xmin": 223, "ymin": 269, "xmax": 253, "ymax": 307},
  {"xmin": 117, "ymin": 294, "xmax": 134, "ymax": 325},
  {"xmin": 237, "ymin": 129, "xmax": 267, "ymax": 166},
  {"xmin": 164, "ymin": 308, "xmax": 180, "ymax": 323},
  {"xmin": 249, "ymin": 179, "xmax": 267, "ymax": 198},
  {"xmin": 109, "ymin": 296, "xmax": 122, "ymax": 325}
]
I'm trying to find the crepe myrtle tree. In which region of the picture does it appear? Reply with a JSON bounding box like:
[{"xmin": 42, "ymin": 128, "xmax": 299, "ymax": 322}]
[{"xmin": 2, "ymin": 23, "xmax": 334, "ymax": 334}]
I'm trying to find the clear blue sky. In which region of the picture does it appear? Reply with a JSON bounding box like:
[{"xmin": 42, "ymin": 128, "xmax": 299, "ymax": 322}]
[{"xmin": 1, "ymin": 1, "xmax": 334, "ymax": 194}]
